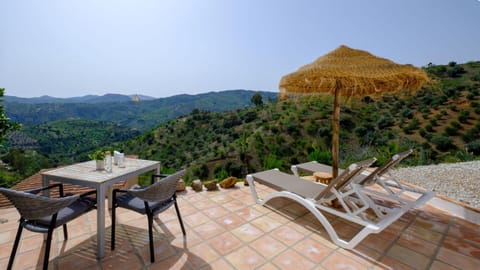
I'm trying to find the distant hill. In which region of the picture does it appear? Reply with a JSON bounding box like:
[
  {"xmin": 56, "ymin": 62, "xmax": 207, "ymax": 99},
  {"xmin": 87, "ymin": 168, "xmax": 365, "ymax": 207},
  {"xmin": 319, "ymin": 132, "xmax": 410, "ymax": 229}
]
[
  {"xmin": 5, "ymin": 90, "xmax": 278, "ymax": 131},
  {"xmin": 5, "ymin": 93, "xmax": 155, "ymax": 104}
]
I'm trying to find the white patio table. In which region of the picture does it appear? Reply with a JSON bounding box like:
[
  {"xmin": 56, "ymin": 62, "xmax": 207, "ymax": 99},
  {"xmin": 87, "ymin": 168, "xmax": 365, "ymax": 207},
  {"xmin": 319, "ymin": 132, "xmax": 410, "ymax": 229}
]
[{"xmin": 41, "ymin": 158, "xmax": 160, "ymax": 258}]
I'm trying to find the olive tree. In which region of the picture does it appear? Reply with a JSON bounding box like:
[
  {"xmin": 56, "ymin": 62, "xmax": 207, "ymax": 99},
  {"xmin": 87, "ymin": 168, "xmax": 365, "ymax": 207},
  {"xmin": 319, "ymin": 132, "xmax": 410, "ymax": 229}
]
[{"xmin": 0, "ymin": 88, "xmax": 21, "ymax": 146}]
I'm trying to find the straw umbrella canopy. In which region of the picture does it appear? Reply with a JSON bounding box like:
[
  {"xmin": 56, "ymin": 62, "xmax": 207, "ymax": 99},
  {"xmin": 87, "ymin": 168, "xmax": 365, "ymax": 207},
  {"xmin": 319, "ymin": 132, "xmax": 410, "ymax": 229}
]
[{"xmin": 279, "ymin": 45, "xmax": 429, "ymax": 177}]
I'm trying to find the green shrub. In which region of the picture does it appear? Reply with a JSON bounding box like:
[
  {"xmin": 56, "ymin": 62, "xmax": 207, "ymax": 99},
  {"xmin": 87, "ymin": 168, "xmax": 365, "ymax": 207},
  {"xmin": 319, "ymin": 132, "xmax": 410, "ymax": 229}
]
[
  {"xmin": 377, "ymin": 115, "xmax": 394, "ymax": 129},
  {"xmin": 262, "ymin": 153, "xmax": 283, "ymax": 170},
  {"xmin": 425, "ymin": 124, "xmax": 434, "ymax": 132},
  {"xmin": 418, "ymin": 128, "xmax": 427, "ymax": 138},
  {"xmin": 450, "ymin": 121, "xmax": 462, "ymax": 129},
  {"xmin": 431, "ymin": 134, "xmax": 456, "ymax": 151},
  {"xmin": 403, "ymin": 119, "xmax": 420, "ymax": 134},
  {"xmin": 461, "ymin": 127, "xmax": 480, "ymax": 143},
  {"xmin": 307, "ymin": 150, "xmax": 332, "ymax": 165},
  {"xmin": 401, "ymin": 108, "xmax": 414, "ymax": 119},
  {"xmin": 466, "ymin": 139, "xmax": 480, "ymax": 155},
  {"xmin": 214, "ymin": 167, "xmax": 229, "ymax": 180},
  {"xmin": 444, "ymin": 126, "xmax": 457, "ymax": 136},
  {"xmin": 458, "ymin": 110, "xmax": 470, "ymax": 123},
  {"xmin": 471, "ymin": 73, "xmax": 480, "ymax": 82}
]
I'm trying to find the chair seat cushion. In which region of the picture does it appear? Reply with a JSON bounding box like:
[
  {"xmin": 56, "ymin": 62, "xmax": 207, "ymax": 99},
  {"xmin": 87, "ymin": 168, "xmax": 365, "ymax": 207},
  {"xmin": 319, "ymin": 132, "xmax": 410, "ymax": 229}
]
[
  {"xmin": 116, "ymin": 192, "xmax": 174, "ymax": 215},
  {"xmin": 24, "ymin": 196, "xmax": 96, "ymax": 232}
]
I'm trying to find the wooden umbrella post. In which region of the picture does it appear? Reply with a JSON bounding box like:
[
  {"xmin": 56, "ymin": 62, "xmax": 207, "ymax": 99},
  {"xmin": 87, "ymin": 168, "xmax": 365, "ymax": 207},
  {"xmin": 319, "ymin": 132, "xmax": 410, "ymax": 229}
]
[{"xmin": 332, "ymin": 87, "xmax": 340, "ymax": 178}]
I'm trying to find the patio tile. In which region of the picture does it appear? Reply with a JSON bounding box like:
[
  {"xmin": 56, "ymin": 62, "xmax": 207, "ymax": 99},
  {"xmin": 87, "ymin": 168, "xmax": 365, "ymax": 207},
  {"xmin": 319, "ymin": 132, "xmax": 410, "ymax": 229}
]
[
  {"xmin": 202, "ymin": 205, "xmax": 229, "ymax": 219},
  {"xmin": 149, "ymin": 254, "xmax": 190, "ymax": 270},
  {"xmin": 216, "ymin": 213, "xmax": 244, "ymax": 230},
  {"xmin": 235, "ymin": 206, "xmax": 263, "ymax": 221},
  {"xmin": 250, "ymin": 235, "xmax": 287, "ymax": 259},
  {"xmin": 183, "ymin": 212, "xmax": 211, "ymax": 227},
  {"xmin": 139, "ymin": 239, "xmax": 178, "ymax": 263},
  {"xmin": 56, "ymin": 252, "xmax": 99, "ymax": 270},
  {"xmin": 193, "ymin": 221, "xmax": 226, "ymax": 240},
  {"xmin": 329, "ymin": 219, "xmax": 362, "ymax": 240},
  {"xmin": 185, "ymin": 242, "xmax": 220, "ymax": 269},
  {"xmin": 448, "ymin": 218, "xmax": 480, "ymax": 244},
  {"xmin": 352, "ymin": 243, "xmax": 383, "ymax": 261},
  {"xmin": 321, "ymin": 251, "xmax": 369, "ymax": 270},
  {"xmin": 403, "ymin": 223, "xmax": 443, "ymax": 244},
  {"xmin": 222, "ymin": 199, "xmax": 247, "ymax": 212},
  {"xmin": 293, "ymin": 237, "xmax": 334, "ymax": 263},
  {"xmin": 397, "ymin": 232, "xmax": 438, "ymax": 257},
  {"xmin": 270, "ymin": 225, "xmax": 306, "ymax": 246},
  {"xmin": 231, "ymin": 223, "xmax": 263, "ymax": 243},
  {"xmin": 201, "ymin": 257, "xmax": 235, "ymax": 270},
  {"xmin": 209, "ymin": 194, "xmax": 235, "ymax": 204},
  {"xmin": 170, "ymin": 230, "xmax": 203, "ymax": 250},
  {"xmin": 7, "ymin": 246, "xmax": 45, "ymax": 270},
  {"xmin": 429, "ymin": 260, "xmax": 460, "ymax": 270},
  {"xmin": 442, "ymin": 235, "xmax": 480, "ymax": 259},
  {"xmin": 257, "ymin": 262, "xmax": 281, "ymax": 270},
  {"xmin": 436, "ymin": 246, "xmax": 480, "ymax": 269},
  {"xmin": 386, "ymin": 244, "xmax": 431, "ymax": 270},
  {"xmin": 194, "ymin": 199, "xmax": 218, "ymax": 211},
  {"xmin": 176, "ymin": 204, "xmax": 197, "ymax": 216},
  {"xmin": 224, "ymin": 246, "xmax": 266, "ymax": 270},
  {"xmin": 361, "ymin": 234, "xmax": 394, "ymax": 253},
  {"xmin": 375, "ymin": 256, "xmax": 415, "ymax": 270},
  {"xmin": 0, "ymin": 230, "xmax": 16, "ymax": 245},
  {"xmin": 412, "ymin": 214, "xmax": 449, "ymax": 234},
  {"xmin": 272, "ymin": 249, "xmax": 316, "ymax": 270},
  {"xmin": 282, "ymin": 201, "xmax": 310, "ymax": 217},
  {"xmin": 208, "ymin": 232, "xmax": 242, "ymax": 256},
  {"xmin": 266, "ymin": 210, "xmax": 296, "ymax": 224},
  {"xmin": 0, "ymin": 242, "xmax": 13, "ymax": 260},
  {"xmin": 339, "ymin": 246, "xmax": 381, "ymax": 267},
  {"xmin": 250, "ymin": 214, "xmax": 283, "ymax": 232},
  {"xmin": 18, "ymin": 234, "xmax": 44, "ymax": 253},
  {"xmin": 101, "ymin": 250, "xmax": 144, "ymax": 270}
]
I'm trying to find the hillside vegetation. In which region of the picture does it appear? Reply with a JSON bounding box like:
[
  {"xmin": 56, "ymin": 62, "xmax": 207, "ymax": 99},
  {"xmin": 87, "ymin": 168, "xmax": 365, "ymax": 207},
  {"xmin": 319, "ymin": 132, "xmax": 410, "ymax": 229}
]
[
  {"xmin": 1, "ymin": 119, "xmax": 140, "ymax": 187},
  {"xmin": 121, "ymin": 61, "xmax": 480, "ymax": 183}
]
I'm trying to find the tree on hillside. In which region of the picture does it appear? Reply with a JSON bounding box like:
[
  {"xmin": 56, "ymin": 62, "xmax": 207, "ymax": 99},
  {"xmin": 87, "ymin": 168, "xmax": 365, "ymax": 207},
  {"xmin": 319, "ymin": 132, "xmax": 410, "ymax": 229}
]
[
  {"xmin": 0, "ymin": 88, "xmax": 21, "ymax": 147},
  {"xmin": 251, "ymin": 93, "xmax": 263, "ymax": 106}
]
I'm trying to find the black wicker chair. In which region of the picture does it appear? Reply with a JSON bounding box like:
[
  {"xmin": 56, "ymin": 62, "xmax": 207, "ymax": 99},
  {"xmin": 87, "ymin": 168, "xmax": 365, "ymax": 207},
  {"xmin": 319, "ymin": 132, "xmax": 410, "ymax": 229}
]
[
  {"xmin": 111, "ymin": 169, "xmax": 186, "ymax": 263},
  {"xmin": 0, "ymin": 184, "xmax": 96, "ymax": 270}
]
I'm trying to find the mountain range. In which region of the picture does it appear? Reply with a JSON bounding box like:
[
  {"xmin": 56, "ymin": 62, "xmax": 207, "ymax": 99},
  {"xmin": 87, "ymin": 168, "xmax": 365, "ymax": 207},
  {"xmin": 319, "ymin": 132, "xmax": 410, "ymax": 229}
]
[
  {"xmin": 5, "ymin": 93, "xmax": 155, "ymax": 104},
  {"xmin": 5, "ymin": 90, "xmax": 277, "ymax": 131}
]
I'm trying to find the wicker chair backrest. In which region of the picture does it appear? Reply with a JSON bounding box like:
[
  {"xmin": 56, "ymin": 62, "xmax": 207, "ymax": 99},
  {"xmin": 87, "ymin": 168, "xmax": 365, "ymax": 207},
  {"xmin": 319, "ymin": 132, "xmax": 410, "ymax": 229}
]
[
  {"xmin": 0, "ymin": 188, "xmax": 79, "ymax": 220},
  {"xmin": 129, "ymin": 169, "xmax": 186, "ymax": 202}
]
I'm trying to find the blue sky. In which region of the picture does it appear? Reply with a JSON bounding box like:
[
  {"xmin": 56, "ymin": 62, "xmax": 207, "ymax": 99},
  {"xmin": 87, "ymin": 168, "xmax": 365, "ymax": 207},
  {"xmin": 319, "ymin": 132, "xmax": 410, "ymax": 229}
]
[{"xmin": 1, "ymin": 0, "xmax": 479, "ymax": 98}]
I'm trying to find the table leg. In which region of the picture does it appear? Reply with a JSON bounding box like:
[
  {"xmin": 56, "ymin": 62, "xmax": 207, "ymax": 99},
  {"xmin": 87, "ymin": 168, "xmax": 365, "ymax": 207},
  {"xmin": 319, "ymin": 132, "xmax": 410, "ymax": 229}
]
[
  {"xmin": 97, "ymin": 185, "xmax": 106, "ymax": 258},
  {"xmin": 41, "ymin": 175, "xmax": 49, "ymax": 196},
  {"xmin": 41, "ymin": 176, "xmax": 49, "ymax": 241}
]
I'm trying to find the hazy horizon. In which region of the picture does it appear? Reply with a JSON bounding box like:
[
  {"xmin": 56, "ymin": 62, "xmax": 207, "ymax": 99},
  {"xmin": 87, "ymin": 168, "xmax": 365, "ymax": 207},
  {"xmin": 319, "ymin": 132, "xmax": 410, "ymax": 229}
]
[{"xmin": 1, "ymin": 0, "xmax": 479, "ymax": 98}]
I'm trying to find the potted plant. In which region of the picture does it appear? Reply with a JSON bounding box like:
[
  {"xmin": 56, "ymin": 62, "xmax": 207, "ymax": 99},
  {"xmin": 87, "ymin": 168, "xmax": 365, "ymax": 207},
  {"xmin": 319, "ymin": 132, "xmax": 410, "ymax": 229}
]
[{"xmin": 89, "ymin": 150, "xmax": 106, "ymax": 170}]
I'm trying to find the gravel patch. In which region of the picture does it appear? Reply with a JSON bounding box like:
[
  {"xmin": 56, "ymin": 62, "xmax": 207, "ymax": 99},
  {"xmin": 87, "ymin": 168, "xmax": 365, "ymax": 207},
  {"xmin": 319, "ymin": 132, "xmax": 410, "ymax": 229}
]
[{"xmin": 390, "ymin": 161, "xmax": 480, "ymax": 209}]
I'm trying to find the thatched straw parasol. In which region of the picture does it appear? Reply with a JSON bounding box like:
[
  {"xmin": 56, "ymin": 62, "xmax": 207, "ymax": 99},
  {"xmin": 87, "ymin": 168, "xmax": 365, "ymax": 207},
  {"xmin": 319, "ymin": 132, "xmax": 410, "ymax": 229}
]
[{"xmin": 279, "ymin": 45, "xmax": 429, "ymax": 177}]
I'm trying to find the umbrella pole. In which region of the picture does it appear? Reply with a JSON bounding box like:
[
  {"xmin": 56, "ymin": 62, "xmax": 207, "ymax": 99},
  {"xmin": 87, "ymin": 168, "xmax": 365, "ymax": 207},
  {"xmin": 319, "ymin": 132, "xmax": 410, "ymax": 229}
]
[{"xmin": 332, "ymin": 88, "xmax": 340, "ymax": 178}]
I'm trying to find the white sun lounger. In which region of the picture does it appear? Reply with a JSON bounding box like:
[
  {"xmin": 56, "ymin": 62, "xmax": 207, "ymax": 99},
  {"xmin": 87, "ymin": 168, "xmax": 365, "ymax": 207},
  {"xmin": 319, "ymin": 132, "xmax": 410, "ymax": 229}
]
[
  {"xmin": 247, "ymin": 156, "xmax": 434, "ymax": 249},
  {"xmin": 291, "ymin": 149, "xmax": 421, "ymax": 205}
]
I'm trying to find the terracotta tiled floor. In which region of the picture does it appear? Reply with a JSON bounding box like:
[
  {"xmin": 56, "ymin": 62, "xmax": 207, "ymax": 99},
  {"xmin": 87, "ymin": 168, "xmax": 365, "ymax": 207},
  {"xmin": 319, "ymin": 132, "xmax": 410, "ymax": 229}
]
[{"xmin": 1, "ymin": 184, "xmax": 479, "ymax": 270}]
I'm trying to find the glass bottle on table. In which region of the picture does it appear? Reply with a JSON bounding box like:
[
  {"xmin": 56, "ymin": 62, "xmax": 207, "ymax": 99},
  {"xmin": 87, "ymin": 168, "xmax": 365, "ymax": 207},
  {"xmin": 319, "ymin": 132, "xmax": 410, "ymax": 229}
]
[{"xmin": 105, "ymin": 151, "xmax": 113, "ymax": 173}]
